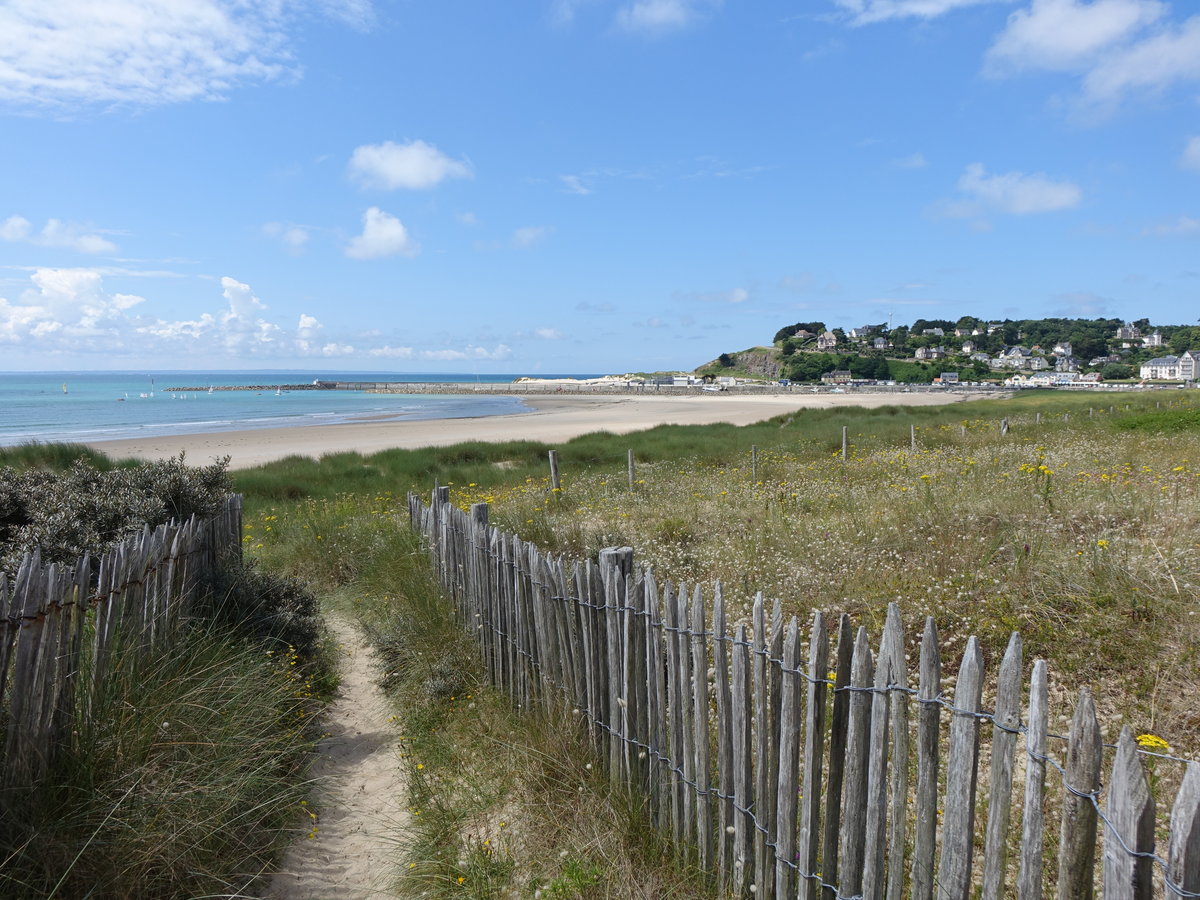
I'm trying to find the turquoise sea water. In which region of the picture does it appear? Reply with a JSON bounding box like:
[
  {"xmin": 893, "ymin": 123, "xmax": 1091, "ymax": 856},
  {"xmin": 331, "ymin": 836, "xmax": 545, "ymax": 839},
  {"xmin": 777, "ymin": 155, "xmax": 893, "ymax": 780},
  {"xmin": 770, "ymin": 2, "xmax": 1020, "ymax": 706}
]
[{"xmin": 0, "ymin": 371, "xmax": 595, "ymax": 447}]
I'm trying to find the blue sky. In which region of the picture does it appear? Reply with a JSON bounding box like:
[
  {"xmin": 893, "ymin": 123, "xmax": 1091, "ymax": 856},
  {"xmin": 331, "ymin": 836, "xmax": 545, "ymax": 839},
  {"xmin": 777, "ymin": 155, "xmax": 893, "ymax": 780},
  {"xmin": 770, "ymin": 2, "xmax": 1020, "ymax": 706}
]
[{"xmin": 0, "ymin": 0, "xmax": 1197, "ymax": 373}]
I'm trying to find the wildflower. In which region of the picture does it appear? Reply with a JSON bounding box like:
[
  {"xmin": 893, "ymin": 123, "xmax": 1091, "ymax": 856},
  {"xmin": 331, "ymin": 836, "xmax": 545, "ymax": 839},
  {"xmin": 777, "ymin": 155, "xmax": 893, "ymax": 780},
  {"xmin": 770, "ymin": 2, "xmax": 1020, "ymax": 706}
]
[{"xmin": 1136, "ymin": 733, "xmax": 1170, "ymax": 752}]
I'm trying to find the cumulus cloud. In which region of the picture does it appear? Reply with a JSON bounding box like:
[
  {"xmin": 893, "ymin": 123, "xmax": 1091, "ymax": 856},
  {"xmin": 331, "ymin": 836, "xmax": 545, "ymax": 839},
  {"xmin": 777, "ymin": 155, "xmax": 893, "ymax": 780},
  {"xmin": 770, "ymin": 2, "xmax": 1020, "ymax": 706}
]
[
  {"xmin": 952, "ymin": 162, "xmax": 1082, "ymax": 214},
  {"xmin": 0, "ymin": 0, "xmax": 372, "ymax": 111},
  {"xmin": 1, "ymin": 214, "xmax": 118, "ymax": 253},
  {"xmin": 984, "ymin": 1, "xmax": 1200, "ymax": 114},
  {"xmin": 345, "ymin": 207, "xmax": 419, "ymax": 260},
  {"xmin": 1182, "ymin": 136, "xmax": 1200, "ymax": 171},
  {"xmin": 512, "ymin": 225, "xmax": 554, "ymax": 249},
  {"xmin": 348, "ymin": 140, "xmax": 472, "ymax": 190},
  {"xmin": 1081, "ymin": 15, "xmax": 1200, "ymax": 107},
  {"xmin": 986, "ymin": 0, "xmax": 1164, "ymax": 72},
  {"xmin": 832, "ymin": 0, "xmax": 1008, "ymax": 26}
]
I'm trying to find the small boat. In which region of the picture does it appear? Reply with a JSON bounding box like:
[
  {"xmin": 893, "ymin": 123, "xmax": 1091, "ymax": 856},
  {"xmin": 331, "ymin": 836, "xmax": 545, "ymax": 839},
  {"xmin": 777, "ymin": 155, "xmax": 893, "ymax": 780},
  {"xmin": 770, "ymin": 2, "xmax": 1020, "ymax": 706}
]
[{"xmin": 62, "ymin": 383, "xmax": 67, "ymax": 394}]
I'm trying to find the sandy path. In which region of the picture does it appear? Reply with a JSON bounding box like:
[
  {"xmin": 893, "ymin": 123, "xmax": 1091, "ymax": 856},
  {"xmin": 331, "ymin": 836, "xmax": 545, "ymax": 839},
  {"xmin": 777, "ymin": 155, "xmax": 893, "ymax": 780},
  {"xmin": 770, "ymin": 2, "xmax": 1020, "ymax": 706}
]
[{"xmin": 267, "ymin": 617, "xmax": 409, "ymax": 900}]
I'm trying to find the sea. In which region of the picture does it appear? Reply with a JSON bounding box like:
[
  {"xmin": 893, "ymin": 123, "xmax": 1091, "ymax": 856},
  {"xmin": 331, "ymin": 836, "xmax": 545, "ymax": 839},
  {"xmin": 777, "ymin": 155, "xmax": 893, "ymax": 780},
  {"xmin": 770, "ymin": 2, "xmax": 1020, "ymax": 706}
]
[{"xmin": 0, "ymin": 371, "xmax": 598, "ymax": 447}]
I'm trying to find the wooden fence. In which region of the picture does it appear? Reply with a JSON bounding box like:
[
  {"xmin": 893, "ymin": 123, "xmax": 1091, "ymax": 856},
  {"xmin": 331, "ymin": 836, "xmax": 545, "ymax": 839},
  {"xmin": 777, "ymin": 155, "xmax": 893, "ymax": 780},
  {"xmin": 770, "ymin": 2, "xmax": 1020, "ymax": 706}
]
[
  {"xmin": 410, "ymin": 489, "xmax": 1200, "ymax": 900},
  {"xmin": 0, "ymin": 495, "xmax": 243, "ymax": 787}
]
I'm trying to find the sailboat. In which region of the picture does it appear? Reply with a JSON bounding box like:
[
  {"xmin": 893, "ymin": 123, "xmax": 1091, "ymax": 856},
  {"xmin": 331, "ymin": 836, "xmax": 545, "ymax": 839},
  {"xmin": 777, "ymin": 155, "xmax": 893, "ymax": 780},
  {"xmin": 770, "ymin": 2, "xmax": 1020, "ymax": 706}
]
[{"xmin": 62, "ymin": 383, "xmax": 67, "ymax": 394}]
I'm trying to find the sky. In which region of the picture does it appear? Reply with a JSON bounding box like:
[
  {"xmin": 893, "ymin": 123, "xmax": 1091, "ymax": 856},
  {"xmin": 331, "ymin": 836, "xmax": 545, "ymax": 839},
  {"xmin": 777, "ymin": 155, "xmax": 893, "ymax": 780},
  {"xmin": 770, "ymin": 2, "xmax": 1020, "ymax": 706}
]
[{"xmin": 0, "ymin": 0, "xmax": 1197, "ymax": 374}]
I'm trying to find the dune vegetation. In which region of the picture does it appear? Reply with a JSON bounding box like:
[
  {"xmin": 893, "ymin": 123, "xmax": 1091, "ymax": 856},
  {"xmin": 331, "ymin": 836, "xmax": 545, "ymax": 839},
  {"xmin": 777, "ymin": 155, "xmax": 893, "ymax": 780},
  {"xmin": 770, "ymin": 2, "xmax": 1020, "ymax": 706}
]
[{"xmin": 234, "ymin": 388, "xmax": 1200, "ymax": 897}]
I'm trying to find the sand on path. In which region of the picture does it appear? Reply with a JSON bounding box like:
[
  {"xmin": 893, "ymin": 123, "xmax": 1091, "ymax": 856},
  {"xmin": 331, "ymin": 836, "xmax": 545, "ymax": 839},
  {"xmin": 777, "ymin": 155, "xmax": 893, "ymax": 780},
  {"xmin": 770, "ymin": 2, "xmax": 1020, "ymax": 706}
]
[
  {"xmin": 266, "ymin": 617, "xmax": 408, "ymax": 900},
  {"xmin": 88, "ymin": 390, "xmax": 978, "ymax": 471}
]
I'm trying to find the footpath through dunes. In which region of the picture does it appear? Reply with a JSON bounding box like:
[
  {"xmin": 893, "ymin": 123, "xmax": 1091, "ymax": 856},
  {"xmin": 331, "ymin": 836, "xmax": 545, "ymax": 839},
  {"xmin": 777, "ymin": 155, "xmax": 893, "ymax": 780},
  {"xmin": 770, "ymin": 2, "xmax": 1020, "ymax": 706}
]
[{"xmin": 267, "ymin": 617, "xmax": 410, "ymax": 900}]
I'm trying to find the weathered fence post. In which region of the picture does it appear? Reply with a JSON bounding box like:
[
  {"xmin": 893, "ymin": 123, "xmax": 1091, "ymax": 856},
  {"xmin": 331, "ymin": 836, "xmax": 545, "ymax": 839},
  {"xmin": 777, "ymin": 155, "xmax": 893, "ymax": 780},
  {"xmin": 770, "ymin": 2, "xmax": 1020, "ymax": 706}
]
[
  {"xmin": 1057, "ymin": 689, "xmax": 1102, "ymax": 900},
  {"xmin": 842, "ymin": 426, "xmax": 848, "ymax": 462},
  {"xmin": 911, "ymin": 424, "xmax": 917, "ymax": 451},
  {"xmin": 1001, "ymin": 418, "xmax": 1010, "ymax": 436},
  {"xmin": 1018, "ymin": 660, "xmax": 1050, "ymax": 900},
  {"xmin": 937, "ymin": 636, "xmax": 984, "ymax": 900},
  {"xmin": 911, "ymin": 617, "xmax": 941, "ymax": 900},
  {"xmin": 751, "ymin": 445, "xmax": 758, "ymax": 483},
  {"xmin": 548, "ymin": 450, "xmax": 561, "ymax": 494},
  {"xmin": 982, "ymin": 633, "xmax": 1023, "ymax": 900},
  {"xmin": 627, "ymin": 449, "xmax": 635, "ymax": 490},
  {"xmin": 1168, "ymin": 763, "xmax": 1200, "ymax": 897},
  {"xmin": 1104, "ymin": 727, "xmax": 1155, "ymax": 900}
]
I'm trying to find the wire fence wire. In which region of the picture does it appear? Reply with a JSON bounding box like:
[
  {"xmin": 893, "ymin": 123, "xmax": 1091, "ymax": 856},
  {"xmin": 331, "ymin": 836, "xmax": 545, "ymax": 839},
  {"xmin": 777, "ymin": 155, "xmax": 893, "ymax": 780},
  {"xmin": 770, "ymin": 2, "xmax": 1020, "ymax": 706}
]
[{"xmin": 411, "ymin": 490, "xmax": 1200, "ymax": 900}]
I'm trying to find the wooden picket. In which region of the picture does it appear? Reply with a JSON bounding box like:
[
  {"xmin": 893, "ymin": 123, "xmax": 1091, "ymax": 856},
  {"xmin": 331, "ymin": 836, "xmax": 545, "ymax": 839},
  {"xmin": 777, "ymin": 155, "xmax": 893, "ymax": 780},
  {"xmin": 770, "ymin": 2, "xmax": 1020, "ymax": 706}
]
[
  {"xmin": 1, "ymin": 495, "xmax": 242, "ymax": 787},
  {"xmin": 410, "ymin": 490, "xmax": 1200, "ymax": 900}
]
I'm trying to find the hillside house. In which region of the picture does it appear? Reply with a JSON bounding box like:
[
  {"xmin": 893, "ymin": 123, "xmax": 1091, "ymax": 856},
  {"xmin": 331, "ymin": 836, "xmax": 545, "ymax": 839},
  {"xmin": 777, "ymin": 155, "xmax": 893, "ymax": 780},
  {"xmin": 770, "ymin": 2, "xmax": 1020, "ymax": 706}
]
[
  {"xmin": 817, "ymin": 331, "xmax": 838, "ymax": 350},
  {"xmin": 873, "ymin": 336, "xmax": 888, "ymax": 350},
  {"xmin": 922, "ymin": 327, "xmax": 945, "ymax": 337},
  {"xmin": 915, "ymin": 346, "xmax": 946, "ymax": 360},
  {"xmin": 961, "ymin": 340, "xmax": 975, "ymax": 354},
  {"xmin": 1054, "ymin": 355, "xmax": 1079, "ymax": 373},
  {"xmin": 821, "ymin": 369, "xmax": 852, "ymax": 384},
  {"xmin": 987, "ymin": 322, "xmax": 1004, "ymax": 334},
  {"xmin": 1116, "ymin": 322, "xmax": 1142, "ymax": 341},
  {"xmin": 1143, "ymin": 331, "xmax": 1165, "ymax": 348},
  {"xmin": 848, "ymin": 325, "xmax": 878, "ymax": 340},
  {"xmin": 938, "ymin": 372, "xmax": 960, "ymax": 384},
  {"xmin": 1052, "ymin": 341, "xmax": 1073, "ymax": 357}
]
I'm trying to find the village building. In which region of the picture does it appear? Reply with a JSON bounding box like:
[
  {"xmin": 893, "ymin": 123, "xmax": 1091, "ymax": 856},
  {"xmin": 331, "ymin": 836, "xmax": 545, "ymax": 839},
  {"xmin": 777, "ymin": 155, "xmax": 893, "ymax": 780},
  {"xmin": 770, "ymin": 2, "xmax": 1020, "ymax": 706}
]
[
  {"xmin": 872, "ymin": 336, "xmax": 888, "ymax": 350},
  {"xmin": 1143, "ymin": 331, "xmax": 1165, "ymax": 348},
  {"xmin": 1140, "ymin": 351, "xmax": 1200, "ymax": 381},
  {"xmin": 817, "ymin": 331, "xmax": 838, "ymax": 350},
  {"xmin": 915, "ymin": 346, "xmax": 946, "ymax": 360},
  {"xmin": 821, "ymin": 369, "xmax": 853, "ymax": 384},
  {"xmin": 961, "ymin": 340, "xmax": 975, "ymax": 354}
]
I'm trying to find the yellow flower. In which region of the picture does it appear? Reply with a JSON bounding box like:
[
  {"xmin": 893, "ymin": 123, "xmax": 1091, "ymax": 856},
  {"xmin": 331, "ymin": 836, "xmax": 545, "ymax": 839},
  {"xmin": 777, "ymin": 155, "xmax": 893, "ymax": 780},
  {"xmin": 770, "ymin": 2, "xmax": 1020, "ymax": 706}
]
[
  {"xmin": 1096, "ymin": 539, "xmax": 1109, "ymax": 549},
  {"xmin": 1136, "ymin": 733, "xmax": 1170, "ymax": 752}
]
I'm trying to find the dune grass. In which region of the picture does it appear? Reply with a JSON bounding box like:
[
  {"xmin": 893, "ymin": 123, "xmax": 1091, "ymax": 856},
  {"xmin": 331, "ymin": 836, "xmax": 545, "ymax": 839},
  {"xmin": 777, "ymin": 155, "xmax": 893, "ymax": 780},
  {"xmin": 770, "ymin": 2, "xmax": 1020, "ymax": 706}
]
[{"xmin": 0, "ymin": 621, "xmax": 326, "ymax": 899}]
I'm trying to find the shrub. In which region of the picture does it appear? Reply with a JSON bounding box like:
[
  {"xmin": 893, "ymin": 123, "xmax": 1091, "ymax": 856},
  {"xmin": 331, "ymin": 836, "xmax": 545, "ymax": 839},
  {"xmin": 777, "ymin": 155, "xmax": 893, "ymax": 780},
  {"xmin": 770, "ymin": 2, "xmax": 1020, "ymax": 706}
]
[{"xmin": 0, "ymin": 455, "xmax": 231, "ymax": 577}]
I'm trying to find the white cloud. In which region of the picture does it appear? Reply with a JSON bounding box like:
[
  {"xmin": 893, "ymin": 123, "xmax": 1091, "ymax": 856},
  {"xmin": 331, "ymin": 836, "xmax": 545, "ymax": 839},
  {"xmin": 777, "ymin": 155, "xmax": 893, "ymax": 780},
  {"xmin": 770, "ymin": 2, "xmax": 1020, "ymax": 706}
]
[
  {"xmin": 348, "ymin": 140, "xmax": 472, "ymax": 191},
  {"xmin": 674, "ymin": 286, "xmax": 750, "ymax": 304},
  {"xmin": 986, "ymin": 0, "xmax": 1164, "ymax": 73},
  {"xmin": 263, "ymin": 222, "xmax": 310, "ymax": 253},
  {"xmin": 891, "ymin": 152, "xmax": 928, "ymax": 169},
  {"xmin": 833, "ymin": 0, "xmax": 1009, "ymax": 27},
  {"xmin": 1081, "ymin": 15, "xmax": 1200, "ymax": 107},
  {"xmin": 534, "ymin": 327, "xmax": 564, "ymax": 339},
  {"xmin": 1182, "ymin": 136, "xmax": 1200, "ymax": 171},
  {"xmin": 345, "ymin": 207, "xmax": 419, "ymax": 260},
  {"xmin": 1, "ymin": 216, "xmax": 31, "ymax": 241},
  {"xmin": 0, "ymin": 0, "xmax": 370, "ymax": 111},
  {"xmin": 1, "ymin": 214, "xmax": 117, "ymax": 253},
  {"xmin": 954, "ymin": 162, "xmax": 1082, "ymax": 214},
  {"xmin": 616, "ymin": 0, "xmax": 722, "ymax": 32},
  {"xmin": 560, "ymin": 174, "xmax": 592, "ymax": 195},
  {"xmin": 413, "ymin": 344, "xmax": 513, "ymax": 361},
  {"xmin": 458, "ymin": 211, "xmax": 479, "ymax": 225},
  {"xmin": 1143, "ymin": 215, "xmax": 1200, "ymax": 236},
  {"xmin": 512, "ymin": 225, "xmax": 554, "ymax": 249}
]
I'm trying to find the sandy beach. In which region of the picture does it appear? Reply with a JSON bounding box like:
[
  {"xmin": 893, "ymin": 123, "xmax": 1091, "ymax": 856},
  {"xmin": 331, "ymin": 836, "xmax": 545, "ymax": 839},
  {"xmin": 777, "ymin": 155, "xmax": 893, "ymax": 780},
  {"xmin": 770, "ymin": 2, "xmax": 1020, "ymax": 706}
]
[{"xmin": 87, "ymin": 390, "xmax": 982, "ymax": 470}]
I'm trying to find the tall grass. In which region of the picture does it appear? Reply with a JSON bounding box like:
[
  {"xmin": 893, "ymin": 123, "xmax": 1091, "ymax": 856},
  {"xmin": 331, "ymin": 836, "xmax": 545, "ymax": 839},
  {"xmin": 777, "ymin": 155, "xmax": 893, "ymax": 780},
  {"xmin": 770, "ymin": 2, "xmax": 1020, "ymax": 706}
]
[{"xmin": 0, "ymin": 622, "xmax": 322, "ymax": 899}]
